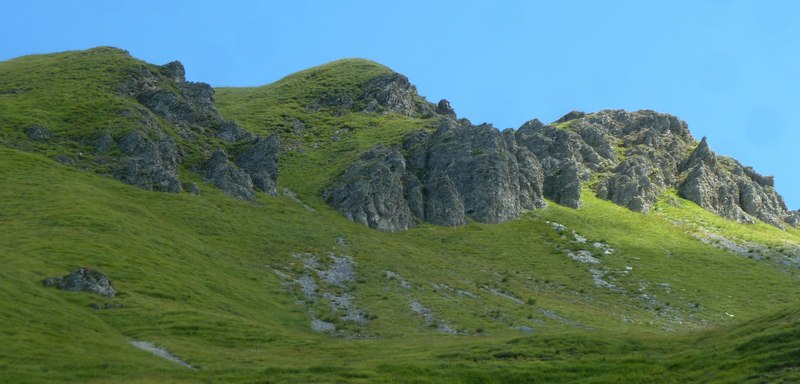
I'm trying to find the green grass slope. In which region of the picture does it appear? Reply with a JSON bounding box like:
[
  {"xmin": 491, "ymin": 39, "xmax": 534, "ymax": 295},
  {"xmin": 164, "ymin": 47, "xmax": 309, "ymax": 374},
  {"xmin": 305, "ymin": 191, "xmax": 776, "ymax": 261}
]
[{"xmin": 0, "ymin": 48, "xmax": 799, "ymax": 383}]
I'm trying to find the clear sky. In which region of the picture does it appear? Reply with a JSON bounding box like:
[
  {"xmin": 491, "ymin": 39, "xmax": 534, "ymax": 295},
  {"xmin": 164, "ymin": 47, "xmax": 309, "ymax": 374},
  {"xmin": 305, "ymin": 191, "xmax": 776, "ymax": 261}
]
[{"xmin": 3, "ymin": 1, "xmax": 799, "ymax": 209}]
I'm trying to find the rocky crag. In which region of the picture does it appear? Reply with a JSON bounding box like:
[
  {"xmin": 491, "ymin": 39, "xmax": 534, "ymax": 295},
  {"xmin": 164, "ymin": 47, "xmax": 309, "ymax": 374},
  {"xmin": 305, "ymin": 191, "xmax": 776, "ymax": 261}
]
[
  {"xmin": 114, "ymin": 58, "xmax": 279, "ymax": 199},
  {"xmin": 23, "ymin": 48, "xmax": 279, "ymax": 200},
  {"xmin": 325, "ymin": 79, "xmax": 795, "ymax": 231}
]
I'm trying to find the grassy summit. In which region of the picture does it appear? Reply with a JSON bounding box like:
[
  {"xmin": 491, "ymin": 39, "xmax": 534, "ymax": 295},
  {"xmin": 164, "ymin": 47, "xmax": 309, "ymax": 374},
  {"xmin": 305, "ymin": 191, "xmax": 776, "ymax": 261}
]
[{"xmin": 1, "ymin": 48, "xmax": 799, "ymax": 383}]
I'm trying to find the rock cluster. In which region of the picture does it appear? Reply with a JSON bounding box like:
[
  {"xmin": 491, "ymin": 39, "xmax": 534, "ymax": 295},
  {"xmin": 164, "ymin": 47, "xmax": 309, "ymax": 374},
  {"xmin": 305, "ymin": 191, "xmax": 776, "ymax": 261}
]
[
  {"xmin": 328, "ymin": 105, "xmax": 796, "ymax": 230},
  {"xmin": 87, "ymin": 58, "xmax": 279, "ymax": 199},
  {"xmin": 43, "ymin": 267, "xmax": 117, "ymax": 297}
]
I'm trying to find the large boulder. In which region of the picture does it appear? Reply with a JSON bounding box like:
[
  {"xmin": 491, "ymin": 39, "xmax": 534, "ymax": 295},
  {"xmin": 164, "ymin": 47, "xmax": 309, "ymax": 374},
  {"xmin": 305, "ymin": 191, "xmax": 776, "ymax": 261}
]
[{"xmin": 43, "ymin": 268, "xmax": 117, "ymax": 297}]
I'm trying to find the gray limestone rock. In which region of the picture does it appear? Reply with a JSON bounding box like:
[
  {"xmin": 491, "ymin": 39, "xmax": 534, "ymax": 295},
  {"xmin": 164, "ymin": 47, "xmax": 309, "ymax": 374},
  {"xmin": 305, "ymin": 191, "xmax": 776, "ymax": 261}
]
[
  {"xmin": 235, "ymin": 134, "xmax": 280, "ymax": 195},
  {"xmin": 122, "ymin": 61, "xmax": 249, "ymax": 143},
  {"xmin": 679, "ymin": 160, "xmax": 753, "ymax": 224},
  {"xmin": 324, "ymin": 145, "xmax": 415, "ymax": 232},
  {"xmin": 162, "ymin": 60, "xmax": 186, "ymax": 82},
  {"xmin": 679, "ymin": 138, "xmax": 752, "ymax": 223},
  {"xmin": 43, "ymin": 267, "xmax": 116, "ymax": 297},
  {"xmin": 203, "ymin": 150, "xmax": 255, "ymax": 200},
  {"xmin": 116, "ymin": 129, "xmax": 182, "ymax": 193},
  {"xmin": 218, "ymin": 121, "xmax": 253, "ymax": 142},
  {"xmin": 403, "ymin": 172, "xmax": 425, "ymax": 219}
]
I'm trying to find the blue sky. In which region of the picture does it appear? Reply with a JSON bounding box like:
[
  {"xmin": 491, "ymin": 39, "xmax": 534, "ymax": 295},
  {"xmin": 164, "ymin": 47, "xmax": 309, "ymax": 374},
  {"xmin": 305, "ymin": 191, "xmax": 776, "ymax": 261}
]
[{"xmin": 3, "ymin": 1, "xmax": 799, "ymax": 209}]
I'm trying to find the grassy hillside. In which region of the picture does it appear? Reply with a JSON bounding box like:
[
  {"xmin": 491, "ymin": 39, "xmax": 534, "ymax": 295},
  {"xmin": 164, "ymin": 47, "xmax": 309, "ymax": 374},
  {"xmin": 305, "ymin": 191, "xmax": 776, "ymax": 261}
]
[{"xmin": 1, "ymin": 48, "xmax": 799, "ymax": 383}]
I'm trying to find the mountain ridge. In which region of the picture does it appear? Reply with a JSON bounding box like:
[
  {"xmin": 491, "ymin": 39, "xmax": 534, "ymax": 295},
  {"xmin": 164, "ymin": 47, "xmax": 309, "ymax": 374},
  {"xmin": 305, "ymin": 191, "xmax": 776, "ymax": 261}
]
[
  {"xmin": 3, "ymin": 47, "xmax": 800, "ymax": 383},
  {"xmin": 2, "ymin": 47, "xmax": 795, "ymax": 229}
]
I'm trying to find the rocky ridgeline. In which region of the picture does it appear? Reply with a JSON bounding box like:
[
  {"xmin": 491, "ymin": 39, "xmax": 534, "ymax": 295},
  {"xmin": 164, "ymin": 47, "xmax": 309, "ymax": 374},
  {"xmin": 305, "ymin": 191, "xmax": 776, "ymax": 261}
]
[
  {"xmin": 327, "ymin": 88, "xmax": 795, "ymax": 230},
  {"xmin": 113, "ymin": 59, "xmax": 279, "ymax": 199}
]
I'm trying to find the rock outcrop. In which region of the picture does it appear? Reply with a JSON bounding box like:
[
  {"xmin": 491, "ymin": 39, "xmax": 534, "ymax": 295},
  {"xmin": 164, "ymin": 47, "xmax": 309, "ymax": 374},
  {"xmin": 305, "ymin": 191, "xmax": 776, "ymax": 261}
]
[
  {"xmin": 43, "ymin": 268, "xmax": 117, "ymax": 297},
  {"xmin": 101, "ymin": 58, "xmax": 277, "ymax": 200},
  {"xmin": 326, "ymin": 119, "xmax": 545, "ymax": 231},
  {"xmin": 679, "ymin": 137, "xmax": 788, "ymax": 227},
  {"xmin": 116, "ymin": 128, "xmax": 182, "ymax": 193},
  {"xmin": 25, "ymin": 125, "xmax": 52, "ymax": 141},
  {"xmin": 203, "ymin": 150, "xmax": 255, "ymax": 200},
  {"xmin": 363, "ymin": 73, "xmax": 418, "ymax": 116},
  {"xmin": 327, "ymin": 107, "xmax": 795, "ymax": 230},
  {"xmin": 515, "ymin": 120, "xmax": 588, "ymax": 208},
  {"xmin": 235, "ymin": 134, "xmax": 280, "ymax": 195},
  {"xmin": 597, "ymin": 155, "xmax": 660, "ymax": 212},
  {"xmin": 436, "ymin": 99, "xmax": 456, "ymax": 119},
  {"xmin": 121, "ymin": 60, "xmax": 251, "ymax": 143},
  {"xmin": 324, "ymin": 145, "xmax": 415, "ymax": 232}
]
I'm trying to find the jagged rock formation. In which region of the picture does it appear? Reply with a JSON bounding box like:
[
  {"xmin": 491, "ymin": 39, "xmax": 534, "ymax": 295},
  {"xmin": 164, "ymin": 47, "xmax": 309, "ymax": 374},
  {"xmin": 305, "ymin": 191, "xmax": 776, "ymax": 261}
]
[
  {"xmin": 66, "ymin": 54, "xmax": 279, "ymax": 200},
  {"xmin": 679, "ymin": 137, "xmax": 788, "ymax": 227},
  {"xmin": 43, "ymin": 268, "xmax": 117, "ymax": 297},
  {"xmin": 326, "ymin": 119, "xmax": 545, "ymax": 231},
  {"xmin": 120, "ymin": 60, "xmax": 252, "ymax": 143},
  {"xmin": 328, "ymin": 105, "xmax": 795, "ymax": 230}
]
